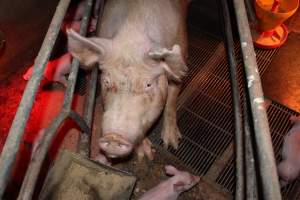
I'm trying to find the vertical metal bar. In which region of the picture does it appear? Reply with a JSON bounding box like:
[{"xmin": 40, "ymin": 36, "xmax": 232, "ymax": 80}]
[
  {"xmin": 244, "ymin": 100, "xmax": 258, "ymax": 200},
  {"xmin": 220, "ymin": 0, "xmax": 244, "ymax": 199},
  {"xmin": 77, "ymin": 0, "xmax": 104, "ymax": 157},
  {"xmin": 232, "ymin": 0, "xmax": 282, "ymax": 199},
  {"xmin": 17, "ymin": 0, "xmax": 95, "ymax": 199},
  {"xmin": 77, "ymin": 67, "xmax": 98, "ymax": 157},
  {"xmin": 244, "ymin": 0, "xmax": 258, "ymax": 25},
  {"xmin": 0, "ymin": 0, "xmax": 71, "ymax": 196}
]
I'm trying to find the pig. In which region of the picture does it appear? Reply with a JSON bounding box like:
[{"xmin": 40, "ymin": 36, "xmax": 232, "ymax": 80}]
[
  {"xmin": 93, "ymin": 153, "xmax": 112, "ymax": 166},
  {"xmin": 61, "ymin": 0, "xmax": 101, "ymax": 34},
  {"xmin": 23, "ymin": 53, "xmax": 72, "ymax": 87},
  {"xmin": 139, "ymin": 165, "xmax": 200, "ymax": 200},
  {"xmin": 66, "ymin": 0, "xmax": 189, "ymax": 159},
  {"xmin": 134, "ymin": 138, "xmax": 155, "ymax": 161},
  {"xmin": 277, "ymin": 115, "xmax": 300, "ymax": 187},
  {"xmin": 23, "ymin": 0, "xmax": 101, "ymax": 85}
]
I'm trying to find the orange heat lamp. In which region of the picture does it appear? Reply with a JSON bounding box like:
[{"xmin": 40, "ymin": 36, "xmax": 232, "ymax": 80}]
[{"xmin": 252, "ymin": 0, "xmax": 299, "ymax": 49}]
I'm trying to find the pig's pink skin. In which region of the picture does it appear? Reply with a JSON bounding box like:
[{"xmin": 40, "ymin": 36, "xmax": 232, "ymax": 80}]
[
  {"xmin": 61, "ymin": 18, "xmax": 97, "ymax": 34},
  {"xmin": 139, "ymin": 165, "xmax": 200, "ymax": 200},
  {"xmin": 67, "ymin": 0, "xmax": 190, "ymax": 159},
  {"xmin": 23, "ymin": 53, "xmax": 71, "ymax": 87},
  {"xmin": 93, "ymin": 153, "xmax": 111, "ymax": 166},
  {"xmin": 278, "ymin": 116, "xmax": 300, "ymax": 187},
  {"xmin": 61, "ymin": 0, "xmax": 100, "ymax": 34},
  {"xmin": 134, "ymin": 138, "xmax": 155, "ymax": 161}
]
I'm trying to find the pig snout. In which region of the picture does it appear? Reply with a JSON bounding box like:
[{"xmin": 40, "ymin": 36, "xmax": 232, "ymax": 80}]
[{"xmin": 99, "ymin": 133, "xmax": 133, "ymax": 158}]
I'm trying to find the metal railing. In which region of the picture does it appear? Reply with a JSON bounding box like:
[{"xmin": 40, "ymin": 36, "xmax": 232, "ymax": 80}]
[
  {"xmin": 221, "ymin": 0, "xmax": 282, "ymax": 199},
  {"xmin": 0, "ymin": 0, "xmax": 282, "ymax": 199},
  {"xmin": 0, "ymin": 0, "xmax": 103, "ymax": 199}
]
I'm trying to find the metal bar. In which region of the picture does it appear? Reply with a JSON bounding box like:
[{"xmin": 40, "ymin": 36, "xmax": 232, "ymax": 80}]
[
  {"xmin": 17, "ymin": 111, "xmax": 69, "ymax": 200},
  {"xmin": 220, "ymin": 0, "xmax": 244, "ymax": 199},
  {"xmin": 244, "ymin": 0, "xmax": 258, "ymax": 25},
  {"xmin": 77, "ymin": 67, "xmax": 98, "ymax": 157},
  {"xmin": 68, "ymin": 110, "xmax": 92, "ymax": 135},
  {"xmin": 0, "ymin": 0, "xmax": 71, "ymax": 196},
  {"xmin": 244, "ymin": 99, "xmax": 258, "ymax": 200},
  {"xmin": 77, "ymin": 0, "xmax": 104, "ymax": 157},
  {"xmin": 232, "ymin": 0, "xmax": 282, "ymax": 199},
  {"xmin": 17, "ymin": 0, "xmax": 95, "ymax": 199}
]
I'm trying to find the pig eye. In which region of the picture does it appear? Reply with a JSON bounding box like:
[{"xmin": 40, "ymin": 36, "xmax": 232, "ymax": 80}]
[
  {"xmin": 102, "ymin": 76, "xmax": 112, "ymax": 88},
  {"xmin": 144, "ymin": 80, "xmax": 153, "ymax": 90}
]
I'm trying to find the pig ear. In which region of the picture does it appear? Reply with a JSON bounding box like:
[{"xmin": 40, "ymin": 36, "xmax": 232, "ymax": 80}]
[
  {"xmin": 165, "ymin": 165, "xmax": 179, "ymax": 175},
  {"xmin": 148, "ymin": 44, "xmax": 188, "ymax": 82},
  {"xmin": 173, "ymin": 181, "xmax": 186, "ymax": 191},
  {"xmin": 67, "ymin": 29, "xmax": 111, "ymax": 69}
]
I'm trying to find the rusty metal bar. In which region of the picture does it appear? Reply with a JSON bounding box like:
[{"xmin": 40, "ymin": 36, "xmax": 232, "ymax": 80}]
[
  {"xmin": 16, "ymin": 0, "xmax": 96, "ymax": 199},
  {"xmin": 220, "ymin": 0, "xmax": 244, "ymax": 199},
  {"xmin": 0, "ymin": 0, "xmax": 71, "ymax": 196},
  {"xmin": 232, "ymin": 0, "xmax": 282, "ymax": 199}
]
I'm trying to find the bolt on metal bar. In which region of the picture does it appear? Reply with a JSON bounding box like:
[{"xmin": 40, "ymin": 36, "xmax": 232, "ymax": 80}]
[
  {"xmin": 232, "ymin": 0, "xmax": 282, "ymax": 199},
  {"xmin": 220, "ymin": 0, "xmax": 244, "ymax": 199},
  {"xmin": 0, "ymin": 0, "xmax": 71, "ymax": 197},
  {"xmin": 17, "ymin": 0, "xmax": 95, "ymax": 199}
]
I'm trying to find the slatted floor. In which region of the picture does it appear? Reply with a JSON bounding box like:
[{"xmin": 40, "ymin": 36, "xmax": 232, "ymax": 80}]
[{"xmin": 149, "ymin": 26, "xmax": 300, "ymax": 199}]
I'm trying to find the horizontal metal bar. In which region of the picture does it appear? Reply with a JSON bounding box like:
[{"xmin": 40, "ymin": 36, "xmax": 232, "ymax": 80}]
[
  {"xmin": 232, "ymin": 0, "xmax": 282, "ymax": 199},
  {"xmin": 0, "ymin": 0, "xmax": 71, "ymax": 197}
]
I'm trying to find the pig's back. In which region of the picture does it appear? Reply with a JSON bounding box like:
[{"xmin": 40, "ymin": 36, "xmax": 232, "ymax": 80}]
[{"xmin": 97, "ymin": 0, "xmax": 188, "ymax": 57}]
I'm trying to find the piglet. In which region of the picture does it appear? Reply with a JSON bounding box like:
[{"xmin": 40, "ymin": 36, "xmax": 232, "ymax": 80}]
[
  {"xmin": 277, "ymin": 115, "xmax": 300, "ymax": 187},
  {"xmin": 23, "ymin": 53, "xmax": 71, "ymax": 87},
  {"xmin": 139, "ymin": 165, "xmax": 200, "ymax": 200},
  {"xmin": 93, "ymin": 153, "xmax": 112, "ymax": 166}
]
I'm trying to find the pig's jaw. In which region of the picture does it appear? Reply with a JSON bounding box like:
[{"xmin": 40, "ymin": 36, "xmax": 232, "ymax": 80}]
[{"xmin": 99, "ymin": 133, "xmax": 134, "ymax": 158}]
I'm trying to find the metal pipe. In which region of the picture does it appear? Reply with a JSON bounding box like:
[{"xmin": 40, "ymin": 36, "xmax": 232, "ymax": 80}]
[
  {"xmin": 220, "ymin": 0, "xmax": 244, "ymax": 199},
  {"xmin": 17, "ymin": 111, "xmax": 69, "ymax": 200},
  {"xmin": 244, "ymin": 100, "xmax": 258, "ymax": 200},
  {"xmin": 244, "ymin": 0, "xmax": 258, "ymax": 25},
  {"xmin": 232, "ymin": 0, "xmax": 282, "ymax": 199},
  {"xmin": 0, "ymin": 0, "xmax": 71, "ymax": 196},
  {"xmin": 17, "ymin": 0, "xmax": 95, "ymax": 199},
  {"xmin": 77, "ymin": 0, "xmax": 104, "ymax": 157},
  {"xmin": 77, "ymin": 67, "xmax": 98, "ymax": 157}
]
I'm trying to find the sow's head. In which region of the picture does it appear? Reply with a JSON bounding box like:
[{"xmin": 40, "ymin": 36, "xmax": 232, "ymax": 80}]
[{"xmin": 67, "ymin": 29, "xmax": 187, "ymax": 158}]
